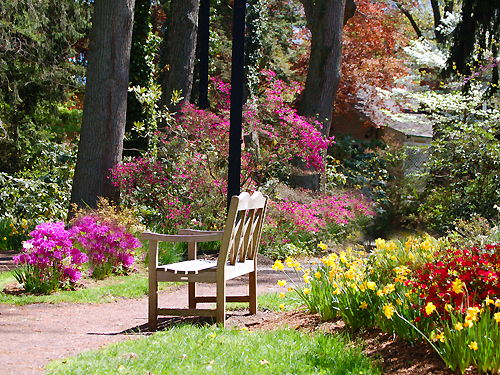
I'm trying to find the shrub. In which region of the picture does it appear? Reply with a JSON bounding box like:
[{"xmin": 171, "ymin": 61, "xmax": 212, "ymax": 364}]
[
  {"xmin": 12, "ymin": 222, "xmax": 88, "ymax": 294},
  {"xmin": 0, "ymin": 139, "xmax": 76, "ymax": 248},
  {"xmin": 70, "ymin": 209, "xmax": 141, "ymax": 279},
  {"xmin": 261, "ymin": 187, "xmax": 375, "ymax": 259},
  {"xmin": 112, "ymin": 72, "xmax": 330, "ymax": 232}
]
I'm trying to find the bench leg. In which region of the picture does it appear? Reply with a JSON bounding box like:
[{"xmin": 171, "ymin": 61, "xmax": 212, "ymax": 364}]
[
  {"xmin": 189, "ymin": 282, "xmax": 196, "ymax": 309},
  {"xmin": 216, "ymin": 279, "xmax": 226, "ymax": 327},
  {"xmin": 249, "ymin": 270, "xmax": 257, "ymax": 315},
  {"xmin": 148, "ymin": 240, "xmax": 158, "ymax": 332},
  {"xmin": 148, "ymin": 276, "xmax": 158, "ymax": 332}
]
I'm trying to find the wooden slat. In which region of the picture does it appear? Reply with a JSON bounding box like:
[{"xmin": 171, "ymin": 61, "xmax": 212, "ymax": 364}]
[
  {"xmin": 157, "ymin": 270, "xmax": 217, "ymax": 283},
  {"xmin": 194, "ymin": 295, "xmax": 250, "ymax": 303},
  {"xmin": 157, "ymin": 308, "xmax": 217, "ymax": 317},
  {"xmin": 161, "ymin": 259, "xmax": 217, "ymax": 273}
]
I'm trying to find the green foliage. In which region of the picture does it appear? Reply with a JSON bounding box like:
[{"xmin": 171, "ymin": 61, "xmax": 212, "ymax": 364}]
[
  {"xmin": 0, "ymin": 139, "xmax": 75, "ymax": 243},
  {"xmin": 329, "ymin": 134, "xmax": 389, "ymax": 206},
  {"xmin": 0, "ymin": 0, "xmax": 90, "ymax": 173},
  {"xmin": 417, "ymin": 89, "xmax": 500, "ymax": 234},
  {"xmin": 45, "ymin": 325, "xmax": 381, "ymax": 375},
  {"xmin": 0, "ymin": 217, "xmax": 27, "ymax": 251}
]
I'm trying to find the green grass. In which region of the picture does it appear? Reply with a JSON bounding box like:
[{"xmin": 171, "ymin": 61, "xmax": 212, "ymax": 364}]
[
  {"xmin": 0, "ymin": 270, "xmax": 171, "ymax": 305},
  {"xmin": 45, "ymin": 325, "xmax": 381, "ymax": 375}
]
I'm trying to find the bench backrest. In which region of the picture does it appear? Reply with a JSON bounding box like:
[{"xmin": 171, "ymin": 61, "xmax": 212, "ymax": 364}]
[{"xmin": 217, "ymin": 191, "xmax": 268, "ymax": 268}]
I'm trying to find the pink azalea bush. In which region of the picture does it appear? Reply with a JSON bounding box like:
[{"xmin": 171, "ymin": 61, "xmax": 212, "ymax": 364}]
[
  {"xmin": 112, "ymin": 72, "xmax": 331, "ymax": 233},
  {"xmin": 13, "ymin": 222, "xmax": 88, "ymax": 293},
  {"xmin": 261, "ymin": 189, "xmax": 375, "ymax": 259},
  {"xmin": 70, "ymin": 214, "xmax": 141, "ymax": 279}
]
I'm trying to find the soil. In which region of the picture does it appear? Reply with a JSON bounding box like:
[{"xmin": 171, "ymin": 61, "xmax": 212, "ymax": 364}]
[{"xmin": 0, "ymin": 252, "xmax": 479, "ymax": 375}]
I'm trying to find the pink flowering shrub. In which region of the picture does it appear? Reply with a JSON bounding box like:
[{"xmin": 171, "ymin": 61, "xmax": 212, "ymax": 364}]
[
  {"xmin": 13, "ymin": 222, "xmax": 88, "ymax": 294},
  {"xmin": 112, "ymin": 72, "xmax": 330, "ymax": 233},
  {"xmin": 261, "ymin": 188, "xmax": 375, "ymax": 259},
  {"xmin": 70, "ymin": 214, "xmax": 141, "ymax": 279}
]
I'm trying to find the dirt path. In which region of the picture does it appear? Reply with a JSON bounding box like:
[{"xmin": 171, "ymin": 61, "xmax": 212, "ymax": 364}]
[{"xmin": 0, "ymin": 259, "xmax": 296, "ymax": 375}]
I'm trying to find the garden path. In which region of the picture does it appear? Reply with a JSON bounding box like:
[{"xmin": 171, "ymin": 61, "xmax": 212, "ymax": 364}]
[{"xmin": 0, "ymin": 256, "xmax": 297, "ymax": 375}]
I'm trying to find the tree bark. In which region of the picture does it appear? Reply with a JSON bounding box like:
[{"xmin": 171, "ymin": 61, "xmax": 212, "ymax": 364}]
[
  {"xmin": 290, "ymin": 0, "xmax": 349, "ymax": 191},
  {"xmin": 160, "ymin": 0, "xmax": 199, "ymax": 111},
  {"xmin": 69, "ymin": 0, "xmax": 135, "ymax": 215},
  {"xmin": 298, "ymin": 0, "xmax": 347, "ymax": 138}
]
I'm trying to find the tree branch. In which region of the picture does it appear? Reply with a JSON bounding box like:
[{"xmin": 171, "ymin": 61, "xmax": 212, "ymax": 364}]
[{"xmin": 395, "ymin": 1, "xmax": 422, "ymax": 39}]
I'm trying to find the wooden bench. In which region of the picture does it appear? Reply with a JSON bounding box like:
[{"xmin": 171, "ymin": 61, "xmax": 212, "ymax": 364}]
[{"xmin": 141, "ymin": 191, "xmax": 268, "ymax": 331}]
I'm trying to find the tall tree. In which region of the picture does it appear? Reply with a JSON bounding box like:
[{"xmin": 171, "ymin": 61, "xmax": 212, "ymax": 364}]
[
  {"xmin": 70, "ymin": 0, "xmax": 135, "ymax": 213},
  {"xmin": 298, "ymin": 0, "xmax": 351, "ymax": 138},
  {"xmin": 159, "ymin": 0, "xmax": 199, "ymax": 110}
]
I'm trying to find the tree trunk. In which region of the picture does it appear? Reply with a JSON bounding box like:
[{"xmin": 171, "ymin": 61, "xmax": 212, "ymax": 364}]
[
  {"xmin": 290, "ymin": 0, "xmax": 348, "ymax": 191},
  {"xmin": 298, "ymin": 0, "xmax": 346, "ymax": 139},
  {"xmin": 69, "ymin": 0, "xmax": 135, "ymax": 215},
  {"xmin": 160, "ymin": 0, "xmax": 199, "ymax": 111}
]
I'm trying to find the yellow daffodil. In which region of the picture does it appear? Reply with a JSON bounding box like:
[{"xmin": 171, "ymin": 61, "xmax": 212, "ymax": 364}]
[
  {"xmin": 464, "ymin": 319, "xmax": 474, "ymax": 328},
  {"xmin": 314, "ymin": 271, "xmax": 322, "ymax": 279},
  {"xmin": 279, "ymin": 292, "xmax": 285, "ymax": 298},
  {"xmin": 367, "ymin": 281, "xmax": 376, "ymax": 290},
  {"xmin": 287, "ymin": 286, "xmax": 293, "ymax": 292},
  {"xmin": 452, "ymin": 278, "xmax": 463, "ymax": 294},
  {"xmin": 455, "ymin": 322, "xmax": 463, "ymax": 331},
  {"xmin": 485, "ymin": 296, "xmax": 494, "ymax": 305},
  {"xmin": 425, "ymin": 302, "xmax": 437, "ymax": 316},
  {"xmin": 466, "ymin": 306, "xmax": 480, "ymax": 321},
  {"xmin": 303, "ymin": 287, "xmax": 310, "ymax": 295},
  {"xmin": 468, "ymin": 341, "xmax": 478, "ymax": 351},
  {"xmin": 383, "ymin": 303, "xmax": 395, "ymax": 320},
  {"xmin": 359, "ymin": 301, "xmax": 368, "ymax": 310},
  {"xmin": 345, "ymin": 269, "xmax": 355, "ymax": 280},
  {"xmin": 279, "ymin": 303, "xmax": 285, "ymax": 310},
  {"xmin": 272, "ymin": 260, "xmax": 284, "ymax": 271},
  {"xmin": 303, "ymin": 274, "xmax": 310, "ymax": 284},
  {"xmin": 318, "ymin": 241, "xmax": 328, "ymax": 251},
  {"xmin": 384, "ymin": 284, "xmax": 395, "ymax": 293},
  {"xmin": 277, "ymin": 279, "xmax": 287, "ymax": 287},
  {"xmin": 434, "ymin": 332, "xmax": 445, "ymax": 342},
  {"xmin": 494, "ymin": 312, "xmax": 500, "ymax": 323},
  {"xmin": 495, "ymin": 299, "xmax": 500, "ymax": 308}
]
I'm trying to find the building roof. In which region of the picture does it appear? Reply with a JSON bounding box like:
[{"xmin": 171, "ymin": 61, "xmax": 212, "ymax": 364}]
[{"xmin": 353, "ymin": 88, "xmax": 433, "ymax": 139}]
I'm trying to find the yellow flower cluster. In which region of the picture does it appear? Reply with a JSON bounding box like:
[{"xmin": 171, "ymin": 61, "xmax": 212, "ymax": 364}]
[
  {"xmin": 383, "ymin": 303, "xmax": 395, "ymax": 319},
  {"xmin": 452, "ymin": 278, "xmax": 464, "ymax": 294}
]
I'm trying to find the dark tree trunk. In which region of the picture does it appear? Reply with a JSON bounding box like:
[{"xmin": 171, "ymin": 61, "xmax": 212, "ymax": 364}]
[
  {"xmin": 69, "ymin": 0, "xmax": 135, "ymax": 215},
  {"xmin": 298, "ymin": 0, "xmax": 347, "ymax": 138},
  {"xmin": 160, "ymin": 0, "xmax": 199, "ymax": 111},
  {"xmin": 290, "ymin": 0, "xmax": 349, "ymax": 191}
]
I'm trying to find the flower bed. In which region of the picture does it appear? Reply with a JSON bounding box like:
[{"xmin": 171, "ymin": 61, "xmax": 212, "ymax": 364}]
[{"xmin": 274, "ymin": 237, "xmax": 500, "ymax": 374}]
